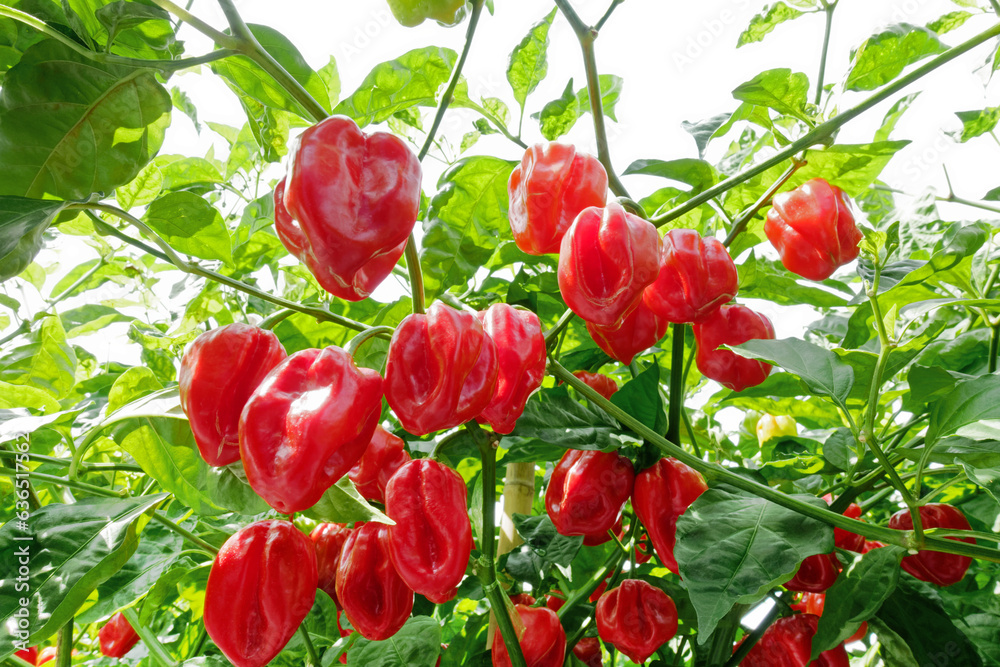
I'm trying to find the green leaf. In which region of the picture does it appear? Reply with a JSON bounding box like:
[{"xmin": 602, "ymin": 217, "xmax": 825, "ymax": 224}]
[
  {"xmin": 334, "ymin": 46, "xmax": 457, "ymax": 127},
  {"xmin": 303, "ymin": 475, "xmax": 393, "ymax": 525},
  {"xmin": 95, "ymin": 1, "xmax": 170, "ymax": 47},
  {"xmin": 731, "ymin": 338, "xmax": 854, "ymax": 403},
  {"xmin": 739, "ymin": 254, "xmax": 850, "ymax": 308},
  {"xmin": 513, "ymin": 514, "xmax": 583, "ymax": 568},
  {"xmin": 0, "ymin": 380, "xmax": 61, "ymax": 414},
  {"xmin": 144, "ymin": 191, "xmax": 232, "ymax": 264},
  {"xmin": 622, "ymin": 159, "xmax": 717, "ymax": 192},
  {"xmin": 952, "ymin": 106, "xmax": 1000, "ymax": 143},
  {"xmin": 682, "ymin": 113, "xmax": 731, "ymax": 158},
  {"xmin": 738, "ymin": 3, "xmax": 807, "ymax": 47},
  {"xmin": 675, "ymin": 487, "xmax": 833, "ymax": 639},
  {"xmin": 0, "ymin": 315, "xmax": 77, "ymax": 399},
  {"xmin": 503, "ymin": 388, "xmax": 623, "ymax": 463},
  {"xmin": 420, "ymin": 156, "xmax": 515, "ymax": 299},
  {"xmin": 506, "ymin": 8, "xmax": 556, "ymax": 113},
  {"xmin": 347, "ymin": 616, "xmax": 442, "ymax": 667},
  {"xmin": 926, "ymin": 10, "xmax": 973, "ymax": 35},
  {"xmin": 535, "ymin": 78, "xmax": 578, "ymax": 141},
  {"xmin": 846, "ymin": 24, "xmax": 946, "ymax": 92},
  {"xmin": 60, "ymin": 304, "xmax": 132, "ymax": 338},
  {"xmin": 874, "ymin": 92, "xmax": 919, "ymax": 142},
  {"xmin": 933, "ymin": 437, "xmax": 1000, "ymax": 502},
  {"xmin": 0, "ymin": 196, "xmax": 68, "ymax": 282},
  {"xmin": 107, "ymin": 366, "xmax": 163, "ymax": 414},
  {"xmin": 812, "ymin": 547, "xmax": 903, "ymax": 655},
  {"xmin": 926, "ymin": 372, "xmax": 1000, "ymax": 446},
  {"xmin": 732, "ymin": 68, "xmax": 811, "ymax": 121},
  {"xmin": 211, "ymin": 24, "xmax": 330, "ymax": 117},
  {"xmin": 0, "ymin": 494, "xmax": 168, "ymax": 649},
  {"xmin": 116, "ymin": 161, "xmax": 163, "ymax": 210},
  {"xmin": 610, "ymin": 362, "xmax": 667, "ymax": 434},
  {"xmin": 0, "ymin": 40, "xmax": 171, "ymax": 200}
]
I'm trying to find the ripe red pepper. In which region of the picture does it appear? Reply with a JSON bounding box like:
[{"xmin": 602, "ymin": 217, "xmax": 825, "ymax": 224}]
[
  {"xmin": 558, "ymin": 201, "xmax": 661, "ymax": 327},
  {"xmin": 348, "ymin": 426, "xmax": 411, "ymax": 504},
  {"xmin": 310, "ymin": 523, "xmax": 353, "ymax": 609},
  {"xmin": 764, "ymin": 178, "xmax": 863, "ymax": 282},
  {"xmin": 15, "ymin": 647, "xmax": 37, "ymax": 664},
  {"xmin": 508, "ymin": 143, "xmax": 608, "ymax": 255},
  {"xmin": 888, "ymin": 504, "xmax": 974, "ymax": 586},
  {"xmin": 583, "ymin": 516, "xmax": 622, "ymax": 547},
  {"xmin": 205, "ymin": 520, "xmax": 318, "ymax": 667},
  {"xmin": 337, "ymin": 522, "xmax": 414, "ymax": 641},
  {"xmin": 278, "ymin": 116, "xmax": 421, "ymax": 301},
  {"xmin": 572, "ymin": 371, "xmax": 618, "ymax": 399},
  {"xmin": 586, "ymin": 298, "xmax": 669, "ymax": 365},
  {"xmin": 573, "ymin": 637, "xmax": 602, "ymax": 667},
  {"xmin": 491, "ymin": 604, "xmax": 566, "ymax": 667},
  {"xmin": 544, "ymin": 593, "xmax": 564, "ymax": 612},
  {"xmin": 510, "ymin": 593, "xmax": 536, "ymax": 606},
  {"xmin": 738, "ymin": 614, "xmax": 849, "ymax": 667},
  {"xmin": 693, "ymin": 304, "xmax": 775, "ymax": 392},
  {"xmin": 98, "ymin": 612, "xmax": 140, "ymax": 658},
  {"xmin": 477, "ymin": 304, "xmax": 546, "ymax": 434},
  {"xmin": 178, "ymin": 323, "xmax": 286, "ymax": 467},
  {"xmin": 239, "ymin": 346, "xmax": 383, "ymax": 514},
  {"xmin": 821, "ymin": 495, "xmax": 866, "ymax": 553},
  {"xmin": 596, "ymin": 579, "xmax": 678, "ymax": 664},
  {"xmin": 862, "ymin": 540, "xmax": 885, "ymax": 553},
  {"xmin": 385, "ymin": 302, "xmax": 498, "ymax": 436},
  {"xmin": 784, "ymin": 552, "xmax": 840, "ymax": 593},
  {"xmin": 385, "ymin": 459, "xmax": 473, "ymax": 603},
  {"xmin": 799, "ymin": 593, "xmax": 868, "ymax": 643},
  {"xmin": 545, "ymin": 449, "xmax": 634, "ymax": 541},
  {"xmin": 643, "ymin": 228, "xmax": 738, "ymax": 324},
  {"xmin": 632, "ymin": 457, "xmax": 708, "ymax": 574}
]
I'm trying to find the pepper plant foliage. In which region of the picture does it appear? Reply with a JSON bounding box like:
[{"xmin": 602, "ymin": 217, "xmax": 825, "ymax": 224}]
[{"xmin": 1, "ymin": 0, "xmax": 1000, "ymax": 665}]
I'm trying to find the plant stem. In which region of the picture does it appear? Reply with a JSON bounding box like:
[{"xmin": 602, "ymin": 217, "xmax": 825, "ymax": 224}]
[
  {"xmin": 469, "ymin": 424, "xmax": 528, "ymax": 667},
  {"xmin": 722, "ymin": 602, "xmax": 783, "ymax": 667},
  {"xmin": 122, "ymin": 607, "xmax": 178, "ymax": 667},
  {"xmin": 991, "ymin": 324, "xmax": 1000, "ymax": 373},
  {"xmin": 723, "ymin": 160, "xmax": 804, "ymax": 248},
  {"xmin": 666, "ymin": 324, "xmax": 685, "ymax": 444},
  {"xmin": 990, "ymin": 0, "xmax": 1000, "ymax": 16},
  {"xmin": 544, "ymin": 308, "xmax": 576, "ymax": 346},
  {"xmin": 150, "ymin": 513, "xmax": 219, "ymax": 555},
  {"xmin": 547, "ymin": 359, "xmax": 1000, "ymax": 562},
  {"xmin": 0, "ymin": 467, "xmax": 125, "ymax": 498},
  {"xmin": 55, "ymin": 621, "xmax": 73, "ymax": 667},
  {"xmin": 0, "ymin": 450, "xmax": 143, "ymax": 474},
  {"xmin": 651, "ymin": 19, "xmax": 1000, "ymax": 228},
  {"xmin": 706, "ymin": 605, "xmax": 747, "ymax": 666},
  {"xmin": 595, "ymin": 0, "xmax": 625, "ymax": 31},
  {"xmin": 298, "ymin": 626, "xmax": 320, "ymax": 666},
  {"xmin": 404, "ymin": 242, "xmax": 426, "ymax": 314},
  {"xmin": 814, "ymin": 3, "xmax": 837, "ymax": 106},
  {"xmin": 147, "ymin": 0, "xmax": 239, "ymax": 47},
  {"xmin": 346, "ymin": 326, "xmax": 396, "ymax": 356}
]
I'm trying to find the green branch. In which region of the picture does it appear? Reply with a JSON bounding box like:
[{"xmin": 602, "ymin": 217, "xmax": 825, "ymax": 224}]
[
  {"xmin": 122, "ymin": 607, "xmax": 178, "ymax": 667},
  {"xmin": 666, "ymin": 323, "xmax": 685, "ymax": 445},
  {"xmin": 147, "ymin": 0, "xmax": 239, "ymax": 48},
  {"xmin": 814, "ymin": 2, "xmax": 837, "ymax": 105},
  {"xmin": 723, "ymin": 159, "xmax": 804, "ymax": 248}
]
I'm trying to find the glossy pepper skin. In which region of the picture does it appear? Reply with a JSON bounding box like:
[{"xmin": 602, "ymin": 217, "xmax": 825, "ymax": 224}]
[
  {"xmin": 178, "ymin": 323, "xmax": 286, "ymax": 467},
  {"xmin": 888, "ymin": 504, "xmax": 974, "ymax": 586},
  {"xmin": 633, "ymin": 457, "xmax": 708, "ymax": 574},
  {"xmin": 15, "ymin": 647, "xmax": 37, "ymax": 664},
  {"xmin": 385, "ymin": 459, "xmax": 473, "ymax": 603},
  {"xmin": 693, "ymin": 304, "xmax": 775, "ymax": 392},
  {"xmin": 310, "ymin": 523, "xmax": 353, "ymax": 609},
  {"xmin": 558, "ymin": 201, "xmax": 661, "ymax": 327},
  {"xmin": 739, "ymin": 614, "xmax": 849, "ymax": 667},
  {"xmin": 545, "ymin": 449, "xmax": 634, "ymax": 540},
  {"xmin": 822, "ymin": 495, "xmax": 866, "ymax": 553},
  {"xmin": 643, "ymin": 228, "xmax": 738, "ymax": 324},
  {"xmin": 491, "ymin": 604, "xmax": 566, "ymax": 667},
  {"xmin": 798, "ymin": 593, "xmax": 868, "ymax": 643},
  {"xmin": 205, "ymin": 521, "xmax": 318, "ymax": 667},
  {"xmin": 336, "ymin": 522, "xmax": 414, "ymax": 641},
  {"xmin": 764, "ymin": 178, "xmax": 863, "ymax": 282},
  {"xmin": 348, "ymin": 426, "xmax": 411, "ymax": 504},
  {"xmin": 98, "ymin": 612, "xmax": 140, "ymax": 659},
  {"xmin": 477, "ymin": 304, "xmax": 546, "ymax": 434},
  {"xmin": 756, "ymin": 414, "xmax": 797, "ymax": 445},
  {"xmin": 586, "ymin": 298, "xmax": 669, "ymax": 366},
  {"xmin": 572, "ymin": 371, "xmax": 618, "ymax": 399},
  {"xmin": 572, "ymin": 637, "xmax": 603, "ymax": 667},
  {"xmin": 785, "ymin": 552, "xmax": 840, "ymax": 593},
  {"xmin": 239, "ymin": 346, "xmax": 383, "ymax": 514},
  {"xmin": 385, "ymin": 302, "xmax": 498, "ymax": 435},
  {"xmin": 508, "ymin": 143, "xmax": 608, "ymax": 255},
  {"xmin": 279, "ymin": 116, "xmax": 421, "ymax": 301},
  {"xmin": 596, "ymin": 579, "xmax": 678, "ymax": 664},
  {"xmin": 387, "ymin": 0, "xmax": 467, "ymax": 27}
]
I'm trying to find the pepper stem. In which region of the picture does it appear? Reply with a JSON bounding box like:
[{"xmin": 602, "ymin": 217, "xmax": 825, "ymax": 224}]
[{"xmin": 345, "ymin": 326, "xmax": 396, "ymax": 358}]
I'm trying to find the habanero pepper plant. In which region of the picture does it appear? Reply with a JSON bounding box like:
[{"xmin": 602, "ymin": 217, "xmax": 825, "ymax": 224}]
[{"xmin": 1, "ymin": 0, "xmax": 1000, "ymax": 666}]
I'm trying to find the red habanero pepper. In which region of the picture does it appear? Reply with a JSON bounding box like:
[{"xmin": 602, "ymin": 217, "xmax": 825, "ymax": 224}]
[
  {"xmin": 764, "ymin": 178, "xmax": 863, "ymax": 282},
  {"xmin": 799, "ymin": 593, "xmax": 869, "ymax": 643},
  {"xmin": 572, "ymin": 371, "xmax": 618, "ymax": 399},
  {"xmin": 558, "ymin": 201, "xmax": 661, "ymax": 327},
  {"xmin": 822, "ymin": 495, "xmax": 866, "ymax": 553},
  {"xmin": 544, "ymin": 592, "xmax": 565, "ymax": 612},
  {"xmin": 583, "ymin": 516, "xmax": 623, "ymax": 547},
  {"xmin": 178, "ymin": 323, "xmax": 286, "ymax": 467},
  {"xmin": 573, "ymin": 637, "xmax": 603, "ymax": 667},
  {"xmin": 643, "ymin": 228, "xmax": 739, "ymax": 324},
  {"xmin": 586, "ymin": 298, "xmax": 669, "ymax": 366},
  {"xmin": 204, "ymin": 521, "xmax": 318, "ymax": 667},
  {"xmin": 477, "ymin": 304, "xmax": 546, "ymax": 434},
  {"xmin": 545, "ymin": 449, "xmax": 634, "ymax": 540},
  {"xmin": 693, "ymin": 304, "xmax": 775, "ymax": 392},
  {"xmin": 739, "ymin": 614, "xmax": 849, "ymax": 667},
  {"xmin": 98, "ymin": 612, "xmax": 140, "ymax": 659},
  {"xmin": 310, "ymin": 523, "xmax": 353, "ymax": 609},
  {"xmin": 785, "ymin": 552, "xmax": 840, "ymax": 593},
  {"xmin": 596, "ymin": 579, "xmax": 679, "ymax": 664},
  {"xmin": 491, "ymin": 604, "xmax": 566, "ymax": 667},
  {"xmin": 862, "ymin": 540, "xmax": 885, "ymax": 553},
  {"xmin": 385, "ymin": 459, "xmax": 474, "ymax": 603},
  {"xmin": 278, "ymin": 116, "xmax": 421, "ymax": 301},
  {"xmin": 510, "ymin": 593, "xmax": 536, "ymax": 606},
  {"xmin": 632, "ymin": 457, "xmax": 708, "ymax": 574},
  {"xmin": 348, "ymin": 426, "xmax": 411, "ymax": 504},
  {"xmin": 508, "ymin": 143, "xmax": 608, "ymax": 255},
  {"xmin": 385, "ymin": 302, "xmax": 499, "ymax": 436},
  {"xmin": 336, "ymin": 522, "xmax": 414, "ymax": 641},
  {"xmin": 15, "ymin": 647, "xmax": 37, "ymax": 664},
  {"xmin": 239, "ymin": 346, "xmax": 383, "ymax": 514},
  {"xmin": 888, "ymin": 504, "xmax": 974, "ymax": 586}
]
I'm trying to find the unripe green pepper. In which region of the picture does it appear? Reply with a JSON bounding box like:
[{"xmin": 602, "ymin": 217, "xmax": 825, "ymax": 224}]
[
  {"xmin": 386, "ymin": 0, "xmax": 469, "ymax": 27},
  {"xmin": 756, "ymin": 414, "xmax": 797, "ymax": 445}
]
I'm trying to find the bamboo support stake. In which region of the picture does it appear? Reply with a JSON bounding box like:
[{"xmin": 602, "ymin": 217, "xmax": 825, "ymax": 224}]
[{"xmin": 487, "ymin": 461, "xmax": 536, "ymax": 646}]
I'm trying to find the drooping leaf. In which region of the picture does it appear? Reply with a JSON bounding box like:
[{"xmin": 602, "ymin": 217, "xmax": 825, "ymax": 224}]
[
  {"xmin": 732, "ymin": 68, "xmax": 812, "ymax": 122},
  {"xmin": 951, "ymin": 106, "xmax": 1000, "ymax": 143},
  {"xmin": 506, "ymin": 8, "xmax": 556, "ymax": 114},
  {"xmin": 0, "ymin": 315, "xmax": 77, "ymax": 399},
  {"xmin": 731, "ymin": 338, "xmax": 855, "ymax": 404},
  {"xmin": 0, "ymin": 196, "xmax": 68, "ymax": 281},
  {"xmin": 737, "ymin": 2, "xmax": 807, "ymax": 47},
  {"xmin": 846, "ymin": 24, "xmax": 946, "ymax": 92},
  {"xmin": 303, "ymin": 475, "xmax": 393, "ymax": 525},
  {"xmin": 144, "ymin": 191, "xmax": 233, "ymax": 264},
  {"xmin": 503, "ymin": 388, "xmax": 624, "ymax": 462}
]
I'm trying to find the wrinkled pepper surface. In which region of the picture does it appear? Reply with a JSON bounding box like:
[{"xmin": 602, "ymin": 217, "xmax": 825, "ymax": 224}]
[
  {"xmin": 596, "ymin": 579, "xmax": 678, "ymax": 664},
  {"xmin": 348, "ymin": 426, "xmax": 411, "ymax": 504},
  {"xmin": 477, "ymin": 303, "xmax": 546, "ymax": 434},
  {"xmin": 586, "ymin": 298, "xmax": 669, "ymax": 366},
  {"xmin": 178, "ymin": 323, "xmax": 286, "ymax": 466},
  {"xmin": 98, "ymin": 612, "xmax": 140, "ymax": 659},
  {"xmin": 632, "ymin": 457, "xmax": 708, "ymax": 574},
  {"xmin": 310, "ymin": 523, "xmax": 353, "ymax": 609},
  {"xmin": 545, "ymin": 449, "xmax": 634, "ymax": 542},
  {"xmin": 643, "ymin": 228, "xmax": 738, "ymax": 324},
  {"xmin": 491, "ymin": 604, "xmax": 566, "ymax": 667},
  {"xmin": 572, "ymin": 371, "xmax": 618, "ymax": 399},
  {"xmin": 239, "ymin": 346, "xmax": 383, "ymax": 514},
  {"xmin": 739, "ymin": 614, "xmax": 849, "ymax": 667},
  {"xmin": 888, "ymin": 504, "xmax": 974, "ymax": 586},
  {"xmin": 785, "ymin": 552, "xmax": 840, "ymax": 593},
  {"xmin": 693, "ymin": 304, "xmax": 775, "ymax": 392}
]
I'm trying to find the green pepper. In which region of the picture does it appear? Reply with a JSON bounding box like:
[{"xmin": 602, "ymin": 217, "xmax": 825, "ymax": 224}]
[{"xmin": 386, "ymin": 0, "xmax": 469, "ymax": 27}]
